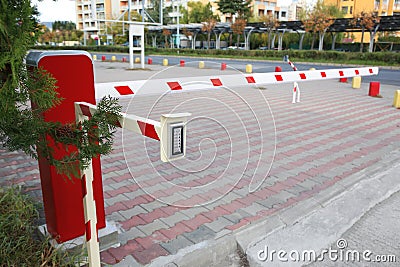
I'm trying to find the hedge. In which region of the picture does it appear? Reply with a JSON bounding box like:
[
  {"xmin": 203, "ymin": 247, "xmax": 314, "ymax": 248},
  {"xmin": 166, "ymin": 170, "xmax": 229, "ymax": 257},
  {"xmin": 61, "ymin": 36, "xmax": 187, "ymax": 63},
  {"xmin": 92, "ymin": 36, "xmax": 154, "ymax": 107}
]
[{"xmin": 34, "ymin": 45, "xmax": 400, "ymax": 66}]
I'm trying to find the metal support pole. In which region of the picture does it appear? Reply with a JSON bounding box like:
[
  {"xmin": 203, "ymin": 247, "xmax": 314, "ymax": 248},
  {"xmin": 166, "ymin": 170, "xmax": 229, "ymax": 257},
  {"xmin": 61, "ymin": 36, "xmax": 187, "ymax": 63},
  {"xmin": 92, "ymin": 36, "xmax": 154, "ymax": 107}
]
[{"xmin": 129, "ymin": 25, "xmax": 134, "ymax": 69}]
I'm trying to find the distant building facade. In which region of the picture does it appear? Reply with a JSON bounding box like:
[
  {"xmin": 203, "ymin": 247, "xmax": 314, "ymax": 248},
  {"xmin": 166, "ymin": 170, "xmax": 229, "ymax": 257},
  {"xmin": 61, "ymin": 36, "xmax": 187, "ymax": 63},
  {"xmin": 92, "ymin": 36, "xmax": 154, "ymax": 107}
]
[
  {"xmin": 75, "ymin": 0, "xmax": 305, "ymax": 38},
  {"xmin": 323, "ymin": 0, "xmax": 400, "ymax": 17}
]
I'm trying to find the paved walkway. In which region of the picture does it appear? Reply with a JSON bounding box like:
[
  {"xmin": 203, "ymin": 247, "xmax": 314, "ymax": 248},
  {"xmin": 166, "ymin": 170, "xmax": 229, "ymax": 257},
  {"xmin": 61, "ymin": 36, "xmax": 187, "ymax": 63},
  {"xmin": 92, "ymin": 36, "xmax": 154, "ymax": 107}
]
[
  {"xmin": 308, "ymin": 190, "xmax": 400, "ymax": 267},
  {"xmin": 1, "ymin": 61, "xmax": 399, "ymax": 266}
]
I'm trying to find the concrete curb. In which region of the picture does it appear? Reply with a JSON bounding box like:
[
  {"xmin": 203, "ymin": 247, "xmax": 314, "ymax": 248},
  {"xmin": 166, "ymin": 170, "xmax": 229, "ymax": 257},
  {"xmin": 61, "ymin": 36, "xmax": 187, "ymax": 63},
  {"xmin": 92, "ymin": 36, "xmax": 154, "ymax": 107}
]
[
  {"xmin": 245, "ymin": 149, "xmax": 400, "ymax": 266},
  {"xmin": 139, "ymin": 149, "xmax": 400, "ymax": 267}
]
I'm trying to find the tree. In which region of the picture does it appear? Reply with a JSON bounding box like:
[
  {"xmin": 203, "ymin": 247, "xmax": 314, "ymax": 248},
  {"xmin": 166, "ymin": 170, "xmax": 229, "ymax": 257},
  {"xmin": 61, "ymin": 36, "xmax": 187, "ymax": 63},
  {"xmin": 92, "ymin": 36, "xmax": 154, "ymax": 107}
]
[
  {"xmin": 217, "ymin": 0, "xmax": 251, "ymax": 21},
  {"xmin": 147, "ymin": 0, "xmax": 173, "ymax": 25},
  {"xmin": 231, "ymin": 18, "xmax": 246, "ymax": 47},
  {"xmin": 182, "ymin": 1, "xmax": 217, "ymax": 23},
  {"xmin": 52, "ymin": 21, "xmax": 76, "ymax": 31},
  {"xmin": 0, "ymin": 0, "xmax": 120, "ymax": 177},
  {"xmin": 162, "ymin": 28, "xmax": 171, "ymax": 48},
  {"xmin": 260, "ymin": 14, "xmax": 279, "ymax": 49},
  {"xmin": 352, "ymin": 11, "xmax": 381, "ymax": 52},
  {"xmin": 202, "ymin": 18, "xmax": 217, "ymax": 49},
  {"xmin": 300, "ymin": 0, "xmax": 340, "ymax": 51}
]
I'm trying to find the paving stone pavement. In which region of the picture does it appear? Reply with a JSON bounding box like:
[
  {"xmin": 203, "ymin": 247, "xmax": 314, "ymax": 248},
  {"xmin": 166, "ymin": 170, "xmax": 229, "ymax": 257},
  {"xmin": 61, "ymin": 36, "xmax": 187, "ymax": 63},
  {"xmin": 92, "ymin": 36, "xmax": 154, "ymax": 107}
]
[
  {"xmin": 307, "ymin": 190, "xmax": 400, "ymax": 267},
  {"xmin": 1, "ymin": 61, "xmax": 399, "ymax": 266}
]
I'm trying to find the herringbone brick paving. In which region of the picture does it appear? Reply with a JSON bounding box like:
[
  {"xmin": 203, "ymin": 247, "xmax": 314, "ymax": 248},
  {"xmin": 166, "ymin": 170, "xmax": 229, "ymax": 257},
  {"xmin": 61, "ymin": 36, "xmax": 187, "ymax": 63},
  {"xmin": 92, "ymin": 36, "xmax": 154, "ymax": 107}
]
[{"xmin": 1, "ymin": 77, "xmax": 399, "ymax": 265}]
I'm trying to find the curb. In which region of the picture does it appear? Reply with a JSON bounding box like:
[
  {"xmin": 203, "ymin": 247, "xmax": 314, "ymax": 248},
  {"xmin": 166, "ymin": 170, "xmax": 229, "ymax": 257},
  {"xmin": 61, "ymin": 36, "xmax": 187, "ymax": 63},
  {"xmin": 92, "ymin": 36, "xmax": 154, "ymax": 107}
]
[
  {"xmin": 245, "ymin": 149, "xmax": 400, "ymax": 266},
  {"xmin": 131, "ymin": 148, "xmax": 400, "ymax": 267}
]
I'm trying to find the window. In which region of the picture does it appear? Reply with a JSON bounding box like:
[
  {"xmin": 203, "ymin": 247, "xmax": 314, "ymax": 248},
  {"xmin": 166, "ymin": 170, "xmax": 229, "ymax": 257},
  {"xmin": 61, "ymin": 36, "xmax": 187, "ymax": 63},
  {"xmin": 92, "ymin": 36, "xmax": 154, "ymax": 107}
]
[
  {"xmin": 342, "ymin": 6, "xmax": 348, "ymax": 14},
  {"xmin": 350, "ymin": 6, "xmax": 353, "ymax": 14},
  {"xmin": 281, "ymin": 11, "xmax": 286, "ymax": 17}
]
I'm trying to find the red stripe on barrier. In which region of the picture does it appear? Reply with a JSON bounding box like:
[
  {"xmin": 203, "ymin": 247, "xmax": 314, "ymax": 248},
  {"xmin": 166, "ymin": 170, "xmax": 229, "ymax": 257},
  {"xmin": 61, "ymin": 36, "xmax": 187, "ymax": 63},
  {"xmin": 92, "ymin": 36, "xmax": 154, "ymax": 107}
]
[
  {"xmin": 320, "ymin": 72, "xmax": 327, "ymax": 78},
  {"xmin": 355, "ymin": 70, "xmax": 360, "ymax": 75},
  {"xmin": 369, "ymin": 68, "xmax": 373, "ymax": 74},
  {"xmin": 167, "ymin": 81, "xmax": 182, "ymax": 90},
  {"xmin": 81, "ymin": 175, "xmax": 87, "ymax": 197},
  {"xmin": 246, "ymin": 76, "xmax": 256, "ymax": 83},
  {"xmin": 299, "ymin": 73, "xmax": 306, "ymax": 80},
  {"xmin": 339, "ymin": 71, "xmax": 344, "ymax": 77},
  {"xmin": 211, "ymin": 78, "xmax": 223, "ymax": 86},
  {"xmin": 114, "ymin": 85, "xmax": 134, "ymax": 95},
  {"xmin": 79, "ymin": 104, "xmax": 92, "ymax": 117},
  {"xmin": 85, "ymin": 221, "xmax": 91, "ymax": 241},
  {"xmin": 114, "ymin": 119, "xmax": 122, "ymax": 128},
  {"xmin": 137, "ymin": 121, "xmax": 160, "ymax": 140},
  {"xmin": 275, "ymin": 75, "xmax": 283, "ymax": 82}
]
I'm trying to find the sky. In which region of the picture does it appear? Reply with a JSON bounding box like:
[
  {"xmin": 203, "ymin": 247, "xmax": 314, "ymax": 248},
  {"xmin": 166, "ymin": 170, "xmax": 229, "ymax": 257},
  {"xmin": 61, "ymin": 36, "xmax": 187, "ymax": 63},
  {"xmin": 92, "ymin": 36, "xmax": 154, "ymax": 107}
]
[{"xmin": 32, "ymin": 0, "xmax": 76, "ymax": 23}]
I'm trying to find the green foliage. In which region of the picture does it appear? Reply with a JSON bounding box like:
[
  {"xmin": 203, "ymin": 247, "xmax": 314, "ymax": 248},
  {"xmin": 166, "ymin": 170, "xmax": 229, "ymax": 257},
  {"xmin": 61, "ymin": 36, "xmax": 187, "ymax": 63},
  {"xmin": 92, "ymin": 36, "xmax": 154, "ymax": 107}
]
[
  {"xmin": 1, "ymin": 0, "xmax": 121, "ymax": 178},
  {"xmin": 217, "ymin": 0, "xmax": 251, "ymax": 18},
  {"xmin": 48, "ymin": 96, "xmax": 122, "ymax": 178},
  {"xmin": 182, "ymin": 1, "xmax": 218, "ymax": 23},
  {"xmin": 0, "ymin": 187, "xmax": 79, "ymax": 266},
  {"xmin": 52, "ymin": 21, "xmax": 76, "ymax": 31},
  {"xmin": 1, "ymin": 0, "xmax": 44, "ymax": 158},
  {"xmin": 147, "ymin": 0, "xmax": 173, "ymax": 25}
]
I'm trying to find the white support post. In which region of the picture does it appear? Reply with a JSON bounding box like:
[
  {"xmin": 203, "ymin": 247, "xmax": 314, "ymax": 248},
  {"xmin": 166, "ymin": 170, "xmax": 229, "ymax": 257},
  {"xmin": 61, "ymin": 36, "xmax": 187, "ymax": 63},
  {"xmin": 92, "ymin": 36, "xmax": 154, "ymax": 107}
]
[
  {"xmin": 292, "ymin": 82, "xmax": 300, "ymax": 104},
  {"xmin": 75, "ymin": 105, "xmax": 101, "ymax": 267},
  {"xmin": 129, "ymin": 26, "xmax": 134, "ymax": 69},
  {"xmin": 129, "ymin": 24, "xmax": 145, "ymax": 69}
]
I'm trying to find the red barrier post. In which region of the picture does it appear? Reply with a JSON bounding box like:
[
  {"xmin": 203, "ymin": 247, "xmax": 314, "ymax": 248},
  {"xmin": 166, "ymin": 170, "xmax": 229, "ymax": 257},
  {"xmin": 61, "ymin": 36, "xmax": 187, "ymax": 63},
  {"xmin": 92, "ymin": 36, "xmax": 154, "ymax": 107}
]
[
  {"xmin": 180, "ymin": 60, "xmax": 185, "ymax": 67},
  {"xmin": 221, "ymin": 63, "xmax": 227, "ymax": 70},
  {"xmin": 275, "ymin": 66, "xmax": 282, "ymax": 72},
  {"xmin": 26, "ymin": 51, "xmax": 105, "ymax": 243},
  {"xmin": 369, "ymin": 81, "xmax": 380, "ymax": 97}
]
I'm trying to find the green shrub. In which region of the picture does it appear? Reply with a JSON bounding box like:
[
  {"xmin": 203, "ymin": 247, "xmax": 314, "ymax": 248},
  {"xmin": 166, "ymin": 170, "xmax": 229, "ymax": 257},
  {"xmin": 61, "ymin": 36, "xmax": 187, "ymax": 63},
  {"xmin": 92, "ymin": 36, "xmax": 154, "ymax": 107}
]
[{"xmin": 0, "ymin": 187, "xmax": 78, "ymax": 266}]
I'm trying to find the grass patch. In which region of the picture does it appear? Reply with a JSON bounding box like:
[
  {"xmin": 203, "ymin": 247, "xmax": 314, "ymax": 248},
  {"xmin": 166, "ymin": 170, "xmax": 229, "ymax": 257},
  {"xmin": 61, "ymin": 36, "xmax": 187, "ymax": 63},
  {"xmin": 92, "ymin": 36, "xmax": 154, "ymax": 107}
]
[{"xmin": 0, "ymin": 187, "xmax": 79, "ymax": 266}]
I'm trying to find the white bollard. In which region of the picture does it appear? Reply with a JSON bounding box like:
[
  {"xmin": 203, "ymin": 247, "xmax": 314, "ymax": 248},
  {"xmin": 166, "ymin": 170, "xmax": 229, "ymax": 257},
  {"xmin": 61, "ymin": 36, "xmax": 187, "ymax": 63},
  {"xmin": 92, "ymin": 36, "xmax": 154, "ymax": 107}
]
[{"xmin": 292, "ymin": 82, "xmax": 300, "ymax": 104}]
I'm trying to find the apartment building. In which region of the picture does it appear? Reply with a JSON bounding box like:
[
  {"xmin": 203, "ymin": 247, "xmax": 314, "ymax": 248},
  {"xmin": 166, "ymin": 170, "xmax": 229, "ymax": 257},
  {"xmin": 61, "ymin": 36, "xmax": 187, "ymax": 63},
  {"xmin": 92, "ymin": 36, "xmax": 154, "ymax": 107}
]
[
  {"xmin": 75, "ymin": 0, "xmax": 300, "ymax": 36},
  {"xmin": 324, "ymin": 0, "xmax": 400, "ymax": 17},
  {"xmin": 75, "ymin": 0, "xmax": 188, "ymax": 33},
  {"xmin": 323, "ymin": 0, "xmax": 400, "ymax": 43},
  {"xmin": 375, "ymin": 0, "xmax": 400, "ymax": 15}
]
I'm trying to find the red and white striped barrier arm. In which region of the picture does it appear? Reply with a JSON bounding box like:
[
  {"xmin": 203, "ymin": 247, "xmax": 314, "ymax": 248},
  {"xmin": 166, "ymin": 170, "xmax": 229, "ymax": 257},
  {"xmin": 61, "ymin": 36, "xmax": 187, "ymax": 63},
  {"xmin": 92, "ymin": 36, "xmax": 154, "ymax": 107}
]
[
  {"xmin": 287, "ymin": 60, "xmax": 298, "ymax": 71},
  {"xmin": 74, "ymin": 102, "xmax": 165, "ymax": 266},
  {"xmin": 75, "ymin": 105, "xmax": 101, "ymax": 267},
  {"xmin": 81, "ymin": 164, "xmax": 100, "ymax": 267},
  {"xmin": 95, "ymin": 67, "xmax": 379, "ymax": 98},
  {"xmin": 75, "ymin": 102, "xmax": 161, "ymax": 140}
]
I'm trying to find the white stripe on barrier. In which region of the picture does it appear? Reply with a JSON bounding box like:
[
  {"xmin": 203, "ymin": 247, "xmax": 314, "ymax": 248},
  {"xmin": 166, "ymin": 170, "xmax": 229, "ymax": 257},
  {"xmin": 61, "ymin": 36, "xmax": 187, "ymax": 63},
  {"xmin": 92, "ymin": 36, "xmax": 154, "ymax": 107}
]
[
  {"xmin": 75, "ymin": 102, "xmax": 161, "ymax": 140},
  {"xmin": 95, "ymin": 67, "xmax": 379, "ymax": 98}
]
